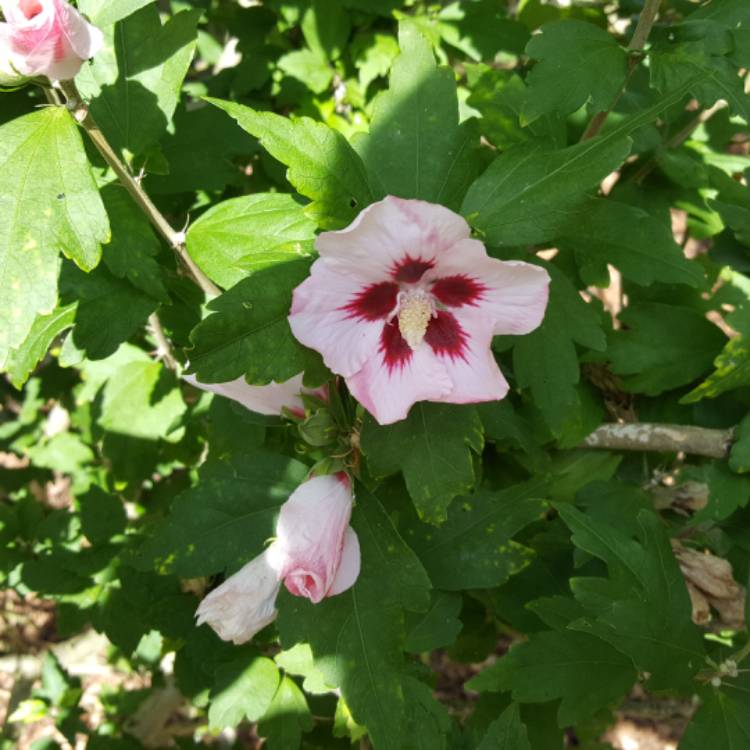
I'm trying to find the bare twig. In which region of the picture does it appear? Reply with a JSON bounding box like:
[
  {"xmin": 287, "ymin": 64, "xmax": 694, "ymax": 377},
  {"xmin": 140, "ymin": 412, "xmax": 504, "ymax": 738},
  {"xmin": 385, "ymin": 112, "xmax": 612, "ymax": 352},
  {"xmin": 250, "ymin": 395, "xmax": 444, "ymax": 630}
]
[
  {"xmin": 630, "ymin": 100, "xmax": 727, "ymax": 184},
  {"xmin": 148, "ymin": 313, "xmax": 178, "ymax": 371},
  {"xmin": 580, "ymin": 0, "xmax": 662, "ymax": 141},
  {"xmin": 55, "ymin": 80, "xmax": 220, "ymax": 298},
  {"xmin": 582, "ymin": 422, "xmax": 735, "ymax": 459}
]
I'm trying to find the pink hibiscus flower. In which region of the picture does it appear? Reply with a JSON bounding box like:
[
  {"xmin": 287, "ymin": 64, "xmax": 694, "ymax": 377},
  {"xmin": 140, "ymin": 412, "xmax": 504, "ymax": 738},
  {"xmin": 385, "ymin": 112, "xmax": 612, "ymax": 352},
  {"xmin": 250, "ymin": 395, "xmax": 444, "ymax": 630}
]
[{"xmin": 288, "ymin": 196, "xmax": 550, "ymax": 425}]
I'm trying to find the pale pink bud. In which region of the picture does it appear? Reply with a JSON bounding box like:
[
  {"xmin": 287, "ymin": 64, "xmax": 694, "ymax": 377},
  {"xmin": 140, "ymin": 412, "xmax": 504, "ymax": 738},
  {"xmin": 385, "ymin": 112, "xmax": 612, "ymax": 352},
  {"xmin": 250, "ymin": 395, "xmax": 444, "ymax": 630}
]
[
  {"xmin": 0, "ymin": 0, "xmax": 103, "ymax": 82},
  {"xmin": 195, "ymin": 546, "xmax": 281, "ymax": 645},
  {"xmin": 184, "ymin": 371, "xmax": 326, "ymax": 418},
  {"xmin": 270, "ymin": 474, "xmax": 360, "ymax": 603}
]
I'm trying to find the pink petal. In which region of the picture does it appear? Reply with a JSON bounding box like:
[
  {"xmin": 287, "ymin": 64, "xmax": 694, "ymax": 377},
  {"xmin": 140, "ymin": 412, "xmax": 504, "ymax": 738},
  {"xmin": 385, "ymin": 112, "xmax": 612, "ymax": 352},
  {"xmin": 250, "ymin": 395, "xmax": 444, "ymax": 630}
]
[
  {"xmin": 346, "ymin": 336, "xmax": 453, "ymax": 425},
  {"xmin": 315, "ymin": 195, "xmax": 471, "ymax": 282},
  {"xmin": 184, "ymin": 372, "xmax": 307, "ymax": 416},
  {"xmin": 327, "ymin": 527, "xmax": 360, "ymax": 597},
  {"xmin": 430, "ymin": 313, "xmax": 510, "ymax": 405},
  {"xmin": 275, "ymin": 475, "xmax": 354, "ymax": 603},
  {"xmin": 431, "ymin": 239, "xmax": 550, "ymax": 335},
  {"xmin": 289, "ymin": 261, "xmax": 386, "ymax": 378},
  {"xmin": 195, "ymin": 545, "xmax": 281, "ymax": 645},
  {"xmin": 55, "ymin": 0, "xmax": 102, "ymax": 62}
]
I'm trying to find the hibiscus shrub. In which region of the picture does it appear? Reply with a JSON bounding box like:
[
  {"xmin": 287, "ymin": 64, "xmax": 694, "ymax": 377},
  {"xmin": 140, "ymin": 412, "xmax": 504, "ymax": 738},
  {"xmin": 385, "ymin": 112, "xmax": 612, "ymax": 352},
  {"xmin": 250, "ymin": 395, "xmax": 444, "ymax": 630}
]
[{"xmin": 2, "ymin": 0, "xmax": 750, "ymax": 748}]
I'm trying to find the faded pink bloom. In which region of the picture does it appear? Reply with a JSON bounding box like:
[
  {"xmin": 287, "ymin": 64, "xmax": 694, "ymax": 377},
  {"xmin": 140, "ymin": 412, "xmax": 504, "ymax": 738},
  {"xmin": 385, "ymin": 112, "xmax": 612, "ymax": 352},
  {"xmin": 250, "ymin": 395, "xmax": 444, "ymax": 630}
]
[
  {"xmin": 184, "ymin": 372, "xmax": 325, "ymax": 418},
  {"xmin": 195, "ymin": 474, "xmax": 360, "ymax": 643},
  {"xmin": 0, "ymin": 0, "xmax": 102, "ymax": 82},
  {"xmin": 195, "ymin": 547, "xmax": 281, "ymax": 645},
  {"xmin": 288, "ymin": 196, "xmax": 550, "ymax": 425},
  {"xmin": 269, "ymin": 473, "xmax": 360, "ymax": 603}
]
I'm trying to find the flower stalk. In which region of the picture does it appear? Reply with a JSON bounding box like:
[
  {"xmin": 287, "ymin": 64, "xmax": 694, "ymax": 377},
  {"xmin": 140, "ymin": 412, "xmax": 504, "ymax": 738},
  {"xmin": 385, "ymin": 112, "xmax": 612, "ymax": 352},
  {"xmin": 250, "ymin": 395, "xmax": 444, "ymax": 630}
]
[{"xmin": 55, "ymin": 79, "xmax": 220, "ymax": 298}]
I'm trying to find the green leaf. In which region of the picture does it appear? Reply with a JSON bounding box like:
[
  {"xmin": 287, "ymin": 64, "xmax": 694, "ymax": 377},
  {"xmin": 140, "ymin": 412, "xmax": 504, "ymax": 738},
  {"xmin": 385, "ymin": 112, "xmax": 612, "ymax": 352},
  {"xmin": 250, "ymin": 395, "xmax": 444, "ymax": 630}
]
[
  {"xmin": 438, "ymin": 2, "xmax": 530, "ymax": 60},
  {"xmin": 562, "ymin": 198, "xmax": 704, "ymax": 287},
  {"xmin": 352, "ymin": 32, "xmax": 400, "ymax": 92},
  {"xmin": 76, "ymin": 6, "xmax": 201, "ymax": 156},
  {"xmin": 477, "ymin": 703, "xmax": 531, "ymax": 750},
  {"xmin": 137, "ymin": 450, "xmax": 309, "ymax": 577},
  {"xmin": 257, "ymin": 675, "xmax": 313, "ymax": 749},
  {"xmin": 4, "ymin": 304, "xmax": 76, "ymax": 389},
  {"xmin": 99, "ymin": 359, "xmax": 186, "ymax": 440},
  {"xmin": 78, "ymin": 0, "xmax": 154, "ymax": 27},
  {"xmin": 277, "ymin": 489, "xmax": 431, "ymax": 750},
  {"xmin": 513, "ymin": 264, "xmax": 605, "ymax": 435},
  {"xmin": 461, "ymin": 78, "xmax": 704, "ymax": 246},
  {"xmin": 206, "ymin": 98, "xmax": 373, "ymax": 229},
  {"xmin": 468, "ymin": 630, "xmax": 636, "ymax": 727},
  {"xmin": 27, "ymin": 432, "xmax": 94, "ymax": 476},
  {"xmin": 401, "ymin": 676, "xmax": 454, "ymax": 749},
  {"xmin": 691, "ymin": 462, "xmax": 750, "ymax": 522},
  {"xmin": 402, "ymin": 479, "xmax": 548, "ymax": 589},
  {"xmin": 354, "ymin": 21, "xmax": 482, "ymax": 210},
  {"xmin": 607, "ymin": 303, "xmax": 726, "ymax": 395},
  {"xmin": 301, "ymin": 0, "xmax": 351, "ymax": 61},
  {"xmin": 680, "ymin": 678, "xmax": 750, "ymax": 750},
  {"xmin": 730, "ymin": 413, "xmax": 750, "ymax": 473},
  {"xmin": 209, "ymin": 654, "xmax": 280, "ymax": 729},
  {"xmin": 78, "ymin": 485, "xmax": 126, "ymax": 544},
  {"xmin": 523, "ymin": 20, "xmax": 627, "ymax": 124},
  {"xmin": 682, "ymin": 333, "xmax": 750, "ymax": 402},
  {"xmin": 277, "ymin": 49, "xmax": 333, "ymax": 94},
  {"xmin": 559, "ymin": 506, "xmax": 705, "ymax": 690},
  {"xmin": 361, "ymin": 403, "xmax": 484, "ymax": 523},
  {"xmin": 0, "ymin": 108, "xmax": 108, "ymax": 362},
  {"xmin": 59, "ymin": 264, "xmax": 157, "ymax": 361},
  {"xmin": 405, "ymin": 591, "xmax": 462, "ymax": 653},
  {"xmin": 186, "ymin": 194, "xmax": 316, "ymax": 289},
  {"xmin": 651, "ymin": 42, "xmax": 750, "ymax": 124},
  {"xmin": 100, "ymin": 186, "xmax": 168, "ymax": 303},
  {"xmin": 188, "ymin": 261, "xmax": 324, "ymax": 385}
]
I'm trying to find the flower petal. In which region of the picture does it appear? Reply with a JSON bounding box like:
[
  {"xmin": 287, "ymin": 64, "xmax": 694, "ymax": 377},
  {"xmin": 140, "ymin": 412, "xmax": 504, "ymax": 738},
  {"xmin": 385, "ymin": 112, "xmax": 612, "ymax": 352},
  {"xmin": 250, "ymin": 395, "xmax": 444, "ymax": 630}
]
[
  {"xmin": 289, "ymin": 261, "xmax": 386, "ymax": 377},
  {"xmin": 346, "ymin": 329, "xmax": 453, "ymax": 425},
  {"xmin": 195, "ymin": 546, "xmax": 281, "ymax": 645},
  {"xmin": 274, "ymin": 474, "xmax": 354, "ymax": 603},
  {"xmin": 315, "ymin": 195, "xmax": 471, "ymax": 282},
  {"xmin": 184, "ymin": 372, "xmax": 307, "ymax": 417},
  {"xmin": 430, "ymin": 239, "xmax": 551, "ymax": 335},
  {"xmin": 429, "ymin": 314, "xmax": 510, "ymax": 405},
  {"xmin": 327, "ymin": 527, "xmax": 360, "ymax": 597}
]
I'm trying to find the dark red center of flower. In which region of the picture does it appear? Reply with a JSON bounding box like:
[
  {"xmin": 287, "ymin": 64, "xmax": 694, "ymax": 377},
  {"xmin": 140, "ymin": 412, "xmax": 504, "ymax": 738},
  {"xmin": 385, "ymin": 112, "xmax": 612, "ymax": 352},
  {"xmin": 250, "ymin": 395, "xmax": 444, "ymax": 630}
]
[
  {"xmin": 392, "ymin": 255, "xmax": 435, "ymax": 283},
  {"xmin": 380, "ymin": 321, "xmax": 413, "ymax": 371},
  {"xmin": 431, "ymin": 275, "xmax": 485, "ymax": 307},
  {"xmin": 380, "ymin": 310, "xmax": 468, "ymax": 370},
  {"xmin": 343, "ymin": 281, "xmax": 398, "ymax": 321},
  {"xmin": 424, "ymin": 311, "xmax": 468, "ymax": 360}
]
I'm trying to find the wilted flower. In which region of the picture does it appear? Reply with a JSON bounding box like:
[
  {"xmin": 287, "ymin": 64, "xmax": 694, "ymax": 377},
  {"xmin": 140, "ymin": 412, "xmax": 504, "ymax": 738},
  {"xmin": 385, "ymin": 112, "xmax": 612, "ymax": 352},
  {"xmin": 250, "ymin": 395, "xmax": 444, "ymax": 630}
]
[
  {"xmin": 195, "ymin": 547, "xmax": 281, "ymax": 645},
  {"xmin": 195, "ymin": 474, "xmax": 360, "ymax": 644},
  {"xmin": 288, "ymin": 196, "xmax": 550, "ymax": 425},
  {"xmin": 184, "ymin": 372, "xmax": 324, "ymax": 417},
  {"xmin": 0, "ymin": 0, "xmax": 103, "ymax": 83}
]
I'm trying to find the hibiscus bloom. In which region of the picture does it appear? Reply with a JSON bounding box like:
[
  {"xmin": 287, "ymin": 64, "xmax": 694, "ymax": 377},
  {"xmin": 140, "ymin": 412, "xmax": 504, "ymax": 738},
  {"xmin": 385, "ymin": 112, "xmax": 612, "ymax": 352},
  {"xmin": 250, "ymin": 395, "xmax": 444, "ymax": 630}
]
[
  {"xmin": 196, "ymin": 474, "xmax": 359, "ymax": 644},
  {"xmin": 184, "ymin": 371, "xmax": 325, "ymax": 418},
  {"xmin": 0, "ymin": 0, "xmax": 102, "ymax": 83},
  {"xmin": 288, "ymin": 196, "xmax": 550, "ymax": 425}
]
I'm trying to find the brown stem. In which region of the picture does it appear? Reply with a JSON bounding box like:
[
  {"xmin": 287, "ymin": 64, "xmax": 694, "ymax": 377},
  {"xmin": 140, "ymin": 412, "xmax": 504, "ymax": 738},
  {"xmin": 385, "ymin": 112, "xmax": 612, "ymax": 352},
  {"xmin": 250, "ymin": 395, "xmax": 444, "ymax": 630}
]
[
  {"xmin": 580, "ymin": 0, "xmax": 662, "ymax": 141},
  {"xmin": 582, "ymin": 422, "xmax": 735, "ymax": 459},
  {"xmin": 148, "ymin": 313, "xmax": 178, "ymax": 371},
  {"xmin": 55, "ymin": 80, "xmax": 220, "ymax": 298}
]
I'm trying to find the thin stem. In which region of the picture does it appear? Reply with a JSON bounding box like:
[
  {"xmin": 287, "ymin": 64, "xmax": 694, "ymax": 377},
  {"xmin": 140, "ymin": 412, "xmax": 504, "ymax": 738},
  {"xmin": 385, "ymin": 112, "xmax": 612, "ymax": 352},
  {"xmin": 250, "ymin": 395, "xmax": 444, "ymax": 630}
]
[
  {"xmin": 582, "ymin": 422, "xmax": 735, "ymax": 459},
  {"xmin": 56, "ymin": 80, "xmax": 220, "ymax": 298},
  {"xmin": 148, "ymin": 313, "xmax": 178, "ymax": 371},
  {"xmin": 629, "ymin": 100, "xmax": 726, "ymax": 184},
  {"xmin": 580, "ymin": 0, "xmax": 663, "ymax": 141}
]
